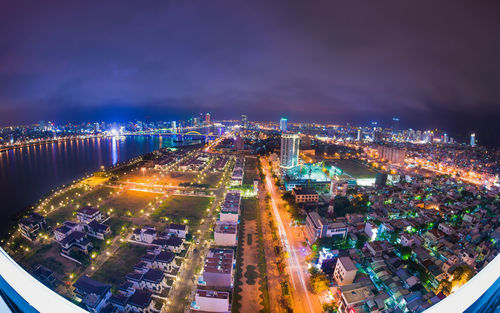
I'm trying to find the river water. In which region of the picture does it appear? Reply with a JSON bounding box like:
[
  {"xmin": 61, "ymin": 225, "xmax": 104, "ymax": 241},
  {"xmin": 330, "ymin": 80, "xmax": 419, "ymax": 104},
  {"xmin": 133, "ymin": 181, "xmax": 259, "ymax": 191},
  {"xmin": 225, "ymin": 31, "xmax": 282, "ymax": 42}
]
[{"xmin": 0, "ymin": 135, "xmax": 175, "ymax": 235}]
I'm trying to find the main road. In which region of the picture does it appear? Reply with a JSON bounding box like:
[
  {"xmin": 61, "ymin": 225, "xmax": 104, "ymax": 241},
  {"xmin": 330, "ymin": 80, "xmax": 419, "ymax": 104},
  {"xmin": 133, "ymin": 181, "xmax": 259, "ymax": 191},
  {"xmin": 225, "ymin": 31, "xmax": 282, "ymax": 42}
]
[{"xmin": 261, "ymin": 158, "xmax": 323, "ymax": 313}]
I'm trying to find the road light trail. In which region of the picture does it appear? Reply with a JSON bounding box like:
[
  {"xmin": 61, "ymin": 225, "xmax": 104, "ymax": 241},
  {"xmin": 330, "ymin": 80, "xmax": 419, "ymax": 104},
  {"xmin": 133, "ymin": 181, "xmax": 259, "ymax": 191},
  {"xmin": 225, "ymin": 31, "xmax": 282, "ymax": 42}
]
[{"xmin": 264, "ymin": 169, "xmax": 315, "ymax": 313}]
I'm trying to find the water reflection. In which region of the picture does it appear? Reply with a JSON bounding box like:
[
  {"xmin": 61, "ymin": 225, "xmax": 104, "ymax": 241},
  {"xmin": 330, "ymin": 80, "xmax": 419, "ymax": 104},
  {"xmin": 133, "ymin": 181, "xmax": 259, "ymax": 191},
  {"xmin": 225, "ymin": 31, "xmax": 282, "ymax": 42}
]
[{"xmin": 0, "ymin": 136, "xmax": 173, "ymax": 235}]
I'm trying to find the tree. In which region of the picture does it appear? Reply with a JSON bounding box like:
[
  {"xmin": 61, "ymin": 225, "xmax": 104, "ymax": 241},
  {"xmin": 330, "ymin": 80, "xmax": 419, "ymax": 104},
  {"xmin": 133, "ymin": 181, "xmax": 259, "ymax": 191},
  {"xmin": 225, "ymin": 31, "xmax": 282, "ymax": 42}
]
[
  {"xmin": 450, "ymin": 264, "xmax": 473, "ymax": 289},
  {"xmin": 333, "ymin": 196, "xmax": 350, "ymax": 216},
  {"xmin": 309, "ymin": 270, "xmax": 330, "ymax": 294},
  {"xmin": 355, "ymin": 234, "xmax": 369, "ymax": 250},
  {"xmin": 437, "ymin": 279, "xmax": 452, "ymax": 296}
]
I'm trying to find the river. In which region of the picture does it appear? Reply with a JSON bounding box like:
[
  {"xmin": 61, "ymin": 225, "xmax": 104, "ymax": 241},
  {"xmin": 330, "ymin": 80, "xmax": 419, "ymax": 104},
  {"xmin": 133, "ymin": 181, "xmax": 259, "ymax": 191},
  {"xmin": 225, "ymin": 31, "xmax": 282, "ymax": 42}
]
[{"xmin": 0, "ymin": 135, "xmax": 176, "ymax": 236}]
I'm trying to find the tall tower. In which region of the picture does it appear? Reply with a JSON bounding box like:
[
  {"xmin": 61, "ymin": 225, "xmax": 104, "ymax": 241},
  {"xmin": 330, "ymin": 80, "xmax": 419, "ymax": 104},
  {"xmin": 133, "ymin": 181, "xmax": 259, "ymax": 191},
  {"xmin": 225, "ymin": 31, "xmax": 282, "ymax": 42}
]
[
  {"xmin": 470, "ymin": 133, "xmax": 476, "ymax": 147},
  {"xmin": 205, "ymin": 113, "xmax": 211, "ymax": 125},
  {"xmin": 280, "ymin": 118, "xmax": 288, "ymax": 132},
  {"xmin": 392, "ymin": 117, "xmax": 400, "ymax": 134},
  {"xmin": 241, "ymin": 115, "xmax": 248, "ymax": 128},
  {"xmin": 280, "ymin": 133, "xmax": 299, "ymax": 169},
  {"xmin": 357, "ymin": 129, "xmax": 361, "ymax": 141}
]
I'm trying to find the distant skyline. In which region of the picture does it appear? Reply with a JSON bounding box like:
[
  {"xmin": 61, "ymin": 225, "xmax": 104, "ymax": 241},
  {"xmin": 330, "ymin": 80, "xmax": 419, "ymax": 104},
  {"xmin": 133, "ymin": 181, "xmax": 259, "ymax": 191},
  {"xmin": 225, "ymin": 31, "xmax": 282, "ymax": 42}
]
[{"xmin": 1, "ymin": 1, "xmax": 500, "ymax": 145}]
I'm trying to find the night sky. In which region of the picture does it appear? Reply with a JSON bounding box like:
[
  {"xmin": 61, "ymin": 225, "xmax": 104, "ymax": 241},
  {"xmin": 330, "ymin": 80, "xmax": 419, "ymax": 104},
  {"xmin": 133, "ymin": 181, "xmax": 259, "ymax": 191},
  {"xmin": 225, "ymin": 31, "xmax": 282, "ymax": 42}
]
[{"xmin": 1, "ymin": 1, "xmax": 499, "ymax": 145}]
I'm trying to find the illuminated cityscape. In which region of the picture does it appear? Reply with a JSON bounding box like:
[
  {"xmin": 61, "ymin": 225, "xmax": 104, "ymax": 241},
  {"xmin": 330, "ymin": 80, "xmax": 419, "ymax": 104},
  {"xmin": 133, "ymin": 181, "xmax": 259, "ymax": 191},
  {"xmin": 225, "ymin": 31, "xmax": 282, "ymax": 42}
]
[{"xmin": 1, "ymin": 2, "xmax": 500, "ymax": 313}]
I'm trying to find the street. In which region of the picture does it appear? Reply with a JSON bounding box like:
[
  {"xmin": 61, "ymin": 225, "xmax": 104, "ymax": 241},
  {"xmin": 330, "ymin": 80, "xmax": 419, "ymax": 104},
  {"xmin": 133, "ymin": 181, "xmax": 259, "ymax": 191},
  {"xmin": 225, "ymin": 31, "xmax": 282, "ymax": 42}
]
[{"xmin": 261, "ymin": 158, "xmax": 323, "ymax": 313}]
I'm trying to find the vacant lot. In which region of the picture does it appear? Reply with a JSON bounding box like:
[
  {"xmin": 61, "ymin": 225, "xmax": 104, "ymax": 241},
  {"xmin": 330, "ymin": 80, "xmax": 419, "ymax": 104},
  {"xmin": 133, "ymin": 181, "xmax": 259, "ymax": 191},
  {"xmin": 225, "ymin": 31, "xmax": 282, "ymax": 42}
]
[
  {"xmin": 21, "ymin": 242, "xmax": 81, "ymax": 277},
  {"xmin": 91, "ymin": 243, "xmax": 146, "ymax": 287},
  {"xmin": 152, "ymin": 195, "xmax": 212, "ymax": 229},
  {"xmin": 104, "ymin": 190, "xmax": 159, "ymax": 217},
  {"xmin": 158, "ymin": 171, "xmax": 197, "ymax": 186}
]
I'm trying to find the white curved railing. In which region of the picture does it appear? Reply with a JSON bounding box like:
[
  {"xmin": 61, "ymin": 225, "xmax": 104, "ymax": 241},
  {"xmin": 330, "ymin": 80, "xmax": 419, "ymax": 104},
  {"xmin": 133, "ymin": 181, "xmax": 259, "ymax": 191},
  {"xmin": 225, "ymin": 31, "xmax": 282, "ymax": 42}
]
[
  {"xmin": 0, "ymin": 247, "xmax": 88, "ymax": 313},
  {"xmin": 424, "ymin": 253, "xmax": 500, "ymax": 313}
]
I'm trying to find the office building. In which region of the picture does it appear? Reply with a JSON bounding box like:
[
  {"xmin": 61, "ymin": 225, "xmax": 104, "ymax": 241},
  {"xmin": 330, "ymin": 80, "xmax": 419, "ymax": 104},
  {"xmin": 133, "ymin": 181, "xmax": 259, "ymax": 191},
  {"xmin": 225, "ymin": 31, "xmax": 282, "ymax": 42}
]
[
  {"xmin": 471, "ymin": 133, "xmax": 476, "ymax": 147},
  {"xmin": 279, "ymin": 117, "xmax": 287, "ymax": 132},
  {"xmin": 205, "ymin": 113, "xmax": 211, "ymax": 125},
  {"xmin": 280, "ymin": 133, "xmax": 299, "ymax": 169}
]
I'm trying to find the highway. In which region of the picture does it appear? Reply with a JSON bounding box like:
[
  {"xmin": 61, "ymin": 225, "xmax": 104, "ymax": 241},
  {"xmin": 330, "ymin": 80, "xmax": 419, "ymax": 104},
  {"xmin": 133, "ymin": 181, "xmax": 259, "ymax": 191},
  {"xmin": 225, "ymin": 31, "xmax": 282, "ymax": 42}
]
[{"xmin": 261, "ymin": 158, "xmax": 322, "ymax": 313}]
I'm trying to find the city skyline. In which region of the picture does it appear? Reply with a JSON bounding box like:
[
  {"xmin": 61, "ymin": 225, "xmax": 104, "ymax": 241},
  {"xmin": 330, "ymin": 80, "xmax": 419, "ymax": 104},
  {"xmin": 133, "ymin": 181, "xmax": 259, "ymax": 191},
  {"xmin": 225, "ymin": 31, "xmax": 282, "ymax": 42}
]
[{"xmin": 1, "ymin": 2, "xmax": 500, "ymax": 146}]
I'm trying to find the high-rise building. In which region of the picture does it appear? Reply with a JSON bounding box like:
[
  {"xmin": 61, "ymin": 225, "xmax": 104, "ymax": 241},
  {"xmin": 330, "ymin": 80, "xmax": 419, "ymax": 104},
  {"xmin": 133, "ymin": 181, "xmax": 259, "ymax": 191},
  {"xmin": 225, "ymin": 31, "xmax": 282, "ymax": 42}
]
[
  {"xmin": 205, "ymin": 113, "xmax": 211, "ymax": 125},
  {"xmin": 193, "ymin": 117, "xmax": 199, "ymax": 127},
  {"xmin": 357, "ymin": 129, "xmax": 361, "ymax": 141},
  {"xmin": 234, "ymin": 135, "xmax": 244, "ymax": 150},
  {"xmin": 171, "ymin": 121, "xmax": 176, "ymax": 133},
  {"xmin": 443, "ymin": 133, "xmax": 448, "ymax": 144},
  {"xmin": 241, "ymin": 114, "xmax": 248, "ymax": 128},
  {"xmin": 280, "ymin": 118, "xmax": 288, "ymax": 132},
  {"xmin": 392, "ymin": 117, "xmax": 400, "ymax": 133},
  {"xmin": 470, "ymin": 133, "xmax": 476, "ymax": 147},
  {"xmin": 280, "ymin": 133, "xmax": 299, "ymax": 169}
]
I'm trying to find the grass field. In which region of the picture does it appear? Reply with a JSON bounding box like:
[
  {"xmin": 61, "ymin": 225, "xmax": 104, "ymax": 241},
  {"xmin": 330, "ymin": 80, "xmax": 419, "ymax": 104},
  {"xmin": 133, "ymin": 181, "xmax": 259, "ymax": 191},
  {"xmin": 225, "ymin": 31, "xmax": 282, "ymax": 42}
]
[
  {"xmin": 103, "ymin": 190, "xmax": 159, "ymax": 217},
  {"xmin": 203, "ymin": 173, "xmax": 222, "ymax": 187},
  {"xmin": 152, "ymin": 195, "xmax": 212, "ymax": 229},
  {"xmin": 332, "ymin": 159, "xmax": 377, "ymax": 179},
  {"xmin": 91, "ymin": 243, "xmax": 146, "ymax": 287},
  {"xmin": 76, "ymin": 186, "xmax": 116, "ymax": 206},
  {"xmin": 41, "ymin": 186, "xmax": 86, "ymax": 212}
]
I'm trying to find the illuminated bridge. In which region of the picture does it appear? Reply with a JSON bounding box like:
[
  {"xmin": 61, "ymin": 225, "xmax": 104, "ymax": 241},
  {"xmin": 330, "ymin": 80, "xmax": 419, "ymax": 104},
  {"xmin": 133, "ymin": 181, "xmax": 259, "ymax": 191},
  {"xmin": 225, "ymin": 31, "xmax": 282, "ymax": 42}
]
[{"xmin": 0, "ymin": 246, "xmax": 498, "ymax": 312}]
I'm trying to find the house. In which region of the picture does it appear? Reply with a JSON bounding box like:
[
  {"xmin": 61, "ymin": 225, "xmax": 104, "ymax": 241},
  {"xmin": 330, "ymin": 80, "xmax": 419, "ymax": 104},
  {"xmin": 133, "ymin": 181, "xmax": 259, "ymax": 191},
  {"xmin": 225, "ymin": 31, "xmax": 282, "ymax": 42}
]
[
  {"xmin": 167, "ymin": 223, "xmax": 188, "ymax": 239},
  {"xmin": 54, "ymin": 221, "xmax": 83, "ymax": 242},
  {"xmin": 154, "ymin": 251, "xmax": 176, "ymax": 272},
  {"xmin": 125, "ymin": 289, "xmax": 155, "ymax": 313},
  {"xmin": 73, "ymin": 276, "xmax": 111, "ymax": 313},
  {"xmin": 400, "ymin": 233, "xmax": 415, "ymax": 247},
  {"xmin": 133, "ymin": 226, "xmax": 157, "ymax": 244},
  {"xmin": 292, "ymin": 187, "xmax": 319, "ymax": 203},
  {"xmin": 141, "ymin": 269, "xmax": 167, "ymax": 293},
  {"xmin": 333, "ymin": 256, "xmax": 357, "ymax": 286},
  {"xmin": 214, "ymin": 221, "xmax": 238, "ymax": 246},
  {"xmin": 364, "ymin": 222, "xmax": 378, "ymax": 241},
  {"xmin": 77, "ymin": 206, "xmax": 102, "ymax": 224},
  {"xmin": 193, "ymin": 289, "xmax": 230, "ymax": 313},
  {"xmin": 202, "ymin": 248, "xmax": 234, "ymax": 288},
  {"xmin": 438, "ymin": 223, "xmax": 455, "ymax": 235},
  {"xmin": 305, "ymin": 212, "xmax": 348, "ymax": 243},
  {"xmin": 220, "ymin": 191, "xmax": 241, "ymax": 222},
  {"xmin": 365, "ymin": 241, "xmax": 393, "ymax": 257},
  {"xmin": 151, "ymin": 236, "xmax": 183, "ymax": 252},
  {"xmin": 32, "ymin": 265, "xmax": 56, "ymax": 288},
  {"xmin": 326, "ymin": 222, "xmax": 348, "ymax": 239},
  {"xmin": 305, "ymin": 212, "xmax": 328, "ymax": 243},
  {"xmin": 59, "ymin": 231, "xmax": 92, "ymax": 254},
  {"xmin": 337, "ymin": 283, "xmax": 375, "ymax": 313},
  {"xmin": 19, "ymin": 213, "xmax": 47, "ymax": 241},
  {"xmin": 85, "ymin": 220, "xmax": 111, "ymax": 240}
]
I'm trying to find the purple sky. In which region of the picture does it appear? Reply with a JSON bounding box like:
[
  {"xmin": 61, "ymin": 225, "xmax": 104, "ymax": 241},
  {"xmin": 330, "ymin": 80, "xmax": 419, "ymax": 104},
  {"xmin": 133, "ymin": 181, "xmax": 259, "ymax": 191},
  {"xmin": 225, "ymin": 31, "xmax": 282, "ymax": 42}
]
[{"xmin": 1, "ymin": 1, "xmax": 499, "ymax": 144}]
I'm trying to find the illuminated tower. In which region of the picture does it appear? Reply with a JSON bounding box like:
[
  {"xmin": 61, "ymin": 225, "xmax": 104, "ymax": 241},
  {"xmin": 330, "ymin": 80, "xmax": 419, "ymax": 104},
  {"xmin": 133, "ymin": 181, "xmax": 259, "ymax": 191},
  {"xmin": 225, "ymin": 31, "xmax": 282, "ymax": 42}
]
[
  {"xmin": 470, "ymin": 133, "xmax": 476, "ymax": 147},
  {"xmin": 205, "ymin": 113, "xmax": 211, "ymax": 125},
  {"xmin": 241, "ymin": 115, "xmax": 248, "ymax": 128},
  {"xmin": 392, "ymin": 117, "xmax": 400, "ymax": 133},
  {"xmin": 280, "ymin": 133, "xmax": 299, "ymax": 169},
  {"xmin": 280, "ymin": 118, "xmax": 288, "ymax": 132}
]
